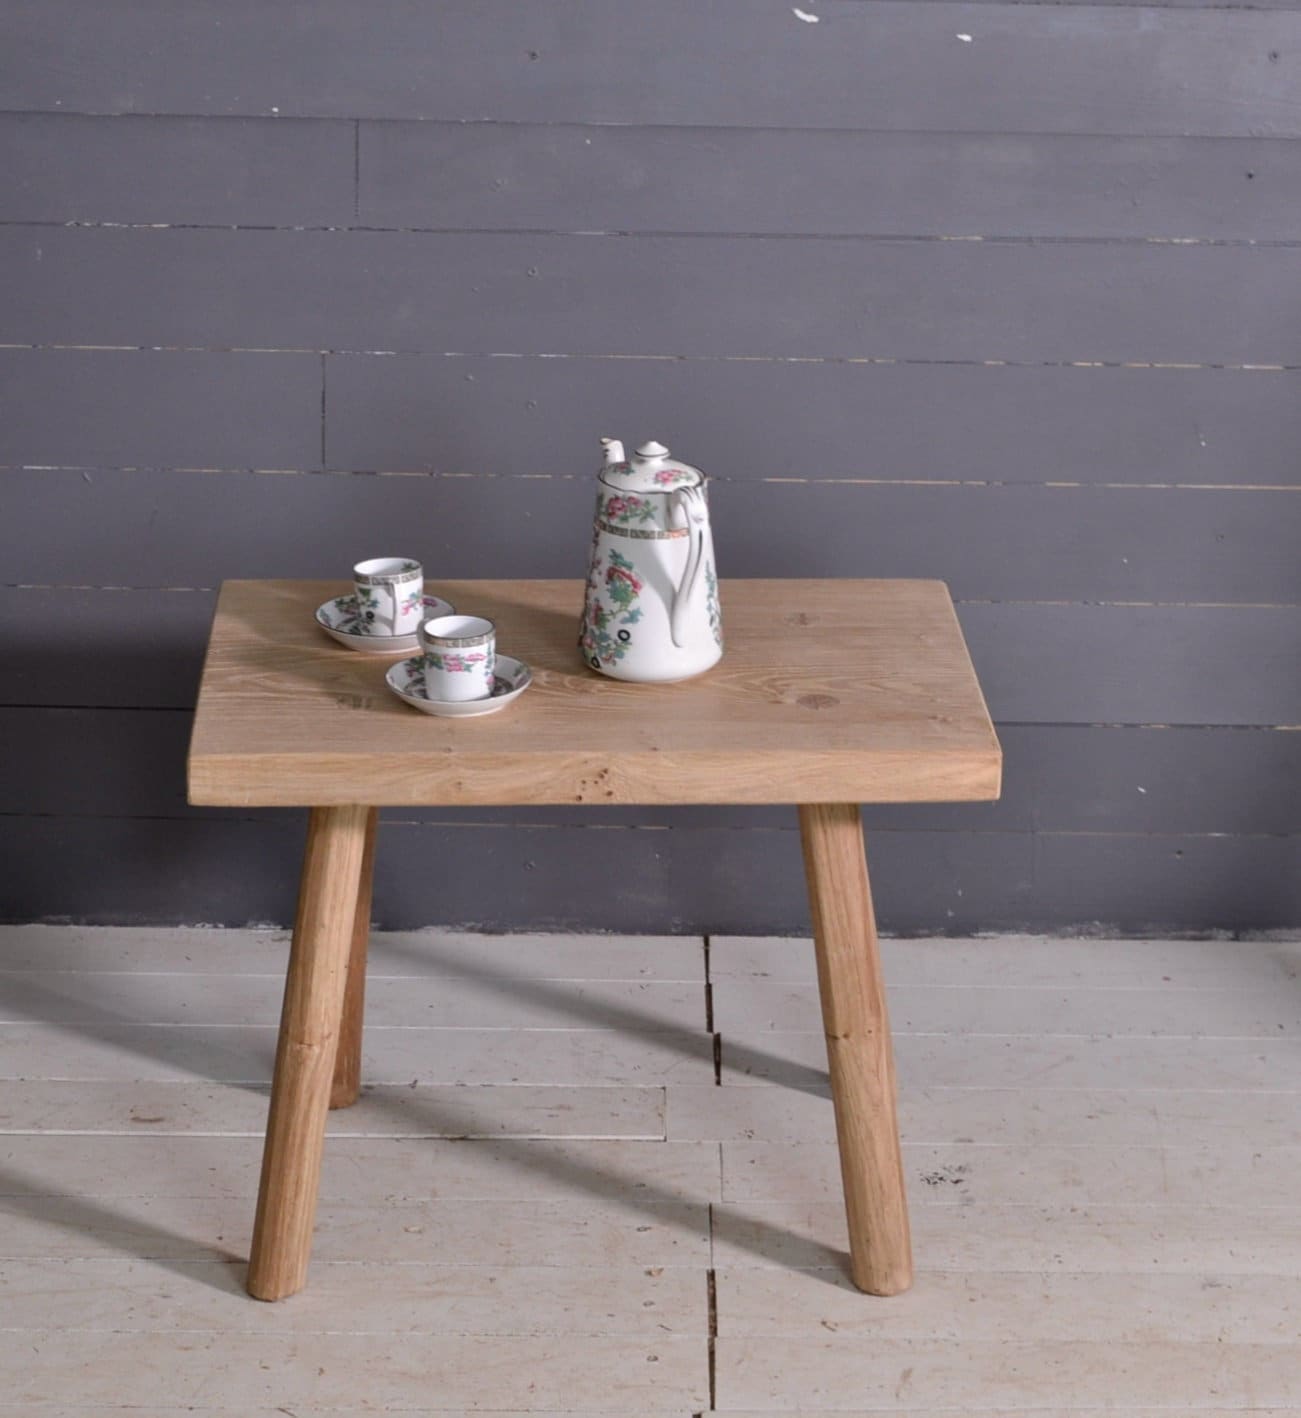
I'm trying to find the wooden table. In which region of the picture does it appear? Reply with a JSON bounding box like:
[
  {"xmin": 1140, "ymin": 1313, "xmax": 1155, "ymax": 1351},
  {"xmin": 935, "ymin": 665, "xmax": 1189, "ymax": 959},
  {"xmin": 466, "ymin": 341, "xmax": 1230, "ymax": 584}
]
[{"xmin": 189, "ymin": 578, "xmax": 1001, "ymax": 1302}]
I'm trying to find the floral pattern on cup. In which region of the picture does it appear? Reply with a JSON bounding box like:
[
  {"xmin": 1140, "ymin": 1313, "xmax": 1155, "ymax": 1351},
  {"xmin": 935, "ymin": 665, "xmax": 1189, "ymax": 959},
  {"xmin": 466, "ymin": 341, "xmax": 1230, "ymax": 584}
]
[
  {"xmin": 420, "ymin": 613, "xmax": 496, "ymax": 702},
  {"xmin": 354, "ymin": 557, "xmax": 423, "ymax": 636},
  {"xmin": 426, "ymin": 647, "xmax": 496, "ymax": 676}
]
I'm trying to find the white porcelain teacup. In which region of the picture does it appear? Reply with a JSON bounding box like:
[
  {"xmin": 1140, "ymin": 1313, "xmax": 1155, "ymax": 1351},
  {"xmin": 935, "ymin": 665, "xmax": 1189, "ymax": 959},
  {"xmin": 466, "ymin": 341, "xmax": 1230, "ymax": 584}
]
[
  {"xmin": 419, "ymin": 614, "xmax": 496, "ymax": 702},
  {"xmin": 353, "ymin": 557, "xmax": 423, "ymax": 636}
]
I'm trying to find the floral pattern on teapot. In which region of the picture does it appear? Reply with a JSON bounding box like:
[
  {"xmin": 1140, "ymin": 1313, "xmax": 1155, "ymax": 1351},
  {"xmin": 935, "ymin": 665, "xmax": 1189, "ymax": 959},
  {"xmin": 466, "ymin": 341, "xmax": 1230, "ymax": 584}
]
[
  {"xmin": 705, "ymin": 564, "xmax": 724, "ymax": 651},
  {"xmin": 580, "ymin": 548, "xmax": 645, "ymax": 667},
  {"xmin": 600, "ymin": 491, "xmax": 660, "ymax": 528}
]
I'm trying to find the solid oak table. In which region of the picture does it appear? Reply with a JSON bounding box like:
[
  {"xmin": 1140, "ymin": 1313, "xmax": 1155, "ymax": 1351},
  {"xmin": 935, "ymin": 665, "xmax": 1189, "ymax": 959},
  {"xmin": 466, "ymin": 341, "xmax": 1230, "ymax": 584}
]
[{"xmin": 188, "ymin": 578, "xmax": 1001, "ymax": 1302}]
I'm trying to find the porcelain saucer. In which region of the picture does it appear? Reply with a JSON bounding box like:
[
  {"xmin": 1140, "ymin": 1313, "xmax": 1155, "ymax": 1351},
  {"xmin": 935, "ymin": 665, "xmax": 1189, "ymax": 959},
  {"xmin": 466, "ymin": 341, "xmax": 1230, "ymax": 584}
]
[
  {"xmin": 315, "ymin": 592, "xmax": 455, "ymax": 654},
  {"xmin": 386, "ymin": 654, "xmax": 533, "ymax": 717}
]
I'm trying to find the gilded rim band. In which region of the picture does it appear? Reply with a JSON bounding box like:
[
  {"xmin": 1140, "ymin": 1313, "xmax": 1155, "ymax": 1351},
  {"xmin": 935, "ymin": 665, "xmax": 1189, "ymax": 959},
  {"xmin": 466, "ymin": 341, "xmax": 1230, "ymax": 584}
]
[
  {"xmin": 597, "ymin": 519, "xmax": 688, "ymax": 541},
  {"xmin": 357, "ymin": 568, "xmax": 421, "ymax": 585},
  {"xmin": 425, "ymin": 629, "xmax": 494, "ymax": 649}
]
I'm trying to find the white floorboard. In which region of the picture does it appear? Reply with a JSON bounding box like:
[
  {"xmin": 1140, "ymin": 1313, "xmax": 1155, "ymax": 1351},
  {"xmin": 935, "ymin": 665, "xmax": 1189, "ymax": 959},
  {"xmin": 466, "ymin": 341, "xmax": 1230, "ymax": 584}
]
[
  {"xmin": 0, "ymin": 1080, "xmax": 667, "ymax": 1139},
  {"xmin": 0, "ymin": 925, "xmax": 1298, "ymax": 1414}
]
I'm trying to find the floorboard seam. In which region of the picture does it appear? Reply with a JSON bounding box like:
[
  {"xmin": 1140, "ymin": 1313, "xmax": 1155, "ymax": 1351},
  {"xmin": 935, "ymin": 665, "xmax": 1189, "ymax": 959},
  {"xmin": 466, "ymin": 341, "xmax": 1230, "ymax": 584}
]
[{"xmin": 707, "ymin": 1263, "xmax": 718, "ymax": 1411}]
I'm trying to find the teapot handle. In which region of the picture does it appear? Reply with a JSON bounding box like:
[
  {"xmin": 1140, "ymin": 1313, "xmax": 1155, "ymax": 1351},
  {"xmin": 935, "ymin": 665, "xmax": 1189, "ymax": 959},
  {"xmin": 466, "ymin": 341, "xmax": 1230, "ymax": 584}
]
[{"xmin": 670, "ymin": 487, "xmax": 708, "ymax": 649}]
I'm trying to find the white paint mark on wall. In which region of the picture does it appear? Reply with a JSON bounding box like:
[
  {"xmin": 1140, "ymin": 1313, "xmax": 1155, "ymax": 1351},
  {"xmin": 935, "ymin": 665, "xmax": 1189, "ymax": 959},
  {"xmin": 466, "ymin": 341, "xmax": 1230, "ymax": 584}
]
[
  {"xmin": 956, "ymin": 33, "xmax": 973, "ymax": 42},
  {"xmin": 793, "ymin": 8, "xmax": 820, "ymax": 21}
]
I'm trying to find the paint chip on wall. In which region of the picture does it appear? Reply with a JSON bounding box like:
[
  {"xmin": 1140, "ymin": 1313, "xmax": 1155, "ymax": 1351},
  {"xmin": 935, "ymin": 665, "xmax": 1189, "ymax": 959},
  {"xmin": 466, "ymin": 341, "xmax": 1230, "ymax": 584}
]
[
  {"xmin": 793, "ymin": 8, "xmax": 820, "ymax": 22},
  {"xmin": 957, "ymin": 33, "xmax": 973, "ymax": 42}
]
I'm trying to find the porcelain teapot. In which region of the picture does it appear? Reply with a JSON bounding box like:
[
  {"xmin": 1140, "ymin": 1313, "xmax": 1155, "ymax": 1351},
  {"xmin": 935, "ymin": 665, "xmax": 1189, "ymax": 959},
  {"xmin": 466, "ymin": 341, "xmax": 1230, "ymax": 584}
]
[{"xmin": 579, "ymin": 438, "xmax": 723, "ymax": 682}]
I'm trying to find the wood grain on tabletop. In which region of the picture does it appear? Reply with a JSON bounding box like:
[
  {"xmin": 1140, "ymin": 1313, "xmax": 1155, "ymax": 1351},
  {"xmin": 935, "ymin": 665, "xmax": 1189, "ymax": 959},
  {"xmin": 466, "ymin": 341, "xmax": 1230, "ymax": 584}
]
[{"xmin": 187, "ymin": 579, "xmax": 1002, "ymax": 808}]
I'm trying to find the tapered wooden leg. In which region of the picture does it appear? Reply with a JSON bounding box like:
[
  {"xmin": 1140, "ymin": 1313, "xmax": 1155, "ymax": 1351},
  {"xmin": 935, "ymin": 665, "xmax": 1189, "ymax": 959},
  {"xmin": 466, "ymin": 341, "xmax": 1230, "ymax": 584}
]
[
  {"xmin": 798, "ymin": 802, "xmax": 913, "ymax": 1296},
  {"xmin": 247, "ymin": 803, "xmax": 370, "ymax": 1301},
  {"xmin": 330, "ymin": 807, "xmax": 378, "ymax": 1110}
]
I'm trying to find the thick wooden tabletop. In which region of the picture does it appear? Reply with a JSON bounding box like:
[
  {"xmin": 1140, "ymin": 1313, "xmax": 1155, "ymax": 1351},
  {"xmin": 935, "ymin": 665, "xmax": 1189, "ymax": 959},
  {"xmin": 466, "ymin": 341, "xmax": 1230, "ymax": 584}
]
[{"xmin": 188, "ymin": 579, "xmax": 1001, "ymax": 808}]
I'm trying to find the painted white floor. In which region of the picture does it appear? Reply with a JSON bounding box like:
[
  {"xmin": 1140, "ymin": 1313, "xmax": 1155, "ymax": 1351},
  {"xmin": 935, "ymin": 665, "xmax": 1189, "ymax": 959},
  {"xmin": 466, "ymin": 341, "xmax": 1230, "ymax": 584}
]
[{"xmin": 1, "ymin": 925, "xmax": 1298, "ymax": 1415}]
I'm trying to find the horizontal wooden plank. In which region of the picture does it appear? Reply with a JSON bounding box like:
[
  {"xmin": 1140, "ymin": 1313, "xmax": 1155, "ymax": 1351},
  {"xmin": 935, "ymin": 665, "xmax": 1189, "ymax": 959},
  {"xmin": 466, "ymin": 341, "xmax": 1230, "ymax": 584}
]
[
  {"xmin": 7, "ymin": 712, "xmax": 1300, "ymax": 837},
  {"xmin": 3, "ymin": 1, "xmax": 1299, "ymax": 136},
  {"xmin": 959, "ymin": 603, "xmax": 1301, "ymax": 725},
  {"xmin": 0, "ymin": 815, "xmax": 1296, "ymax": 934},
  {"xmin": 711, "ymin": 977, "xmax": 1301, "ymax": 1037},
  {"xmin": 4, "ymin": 226, "xmax": 1300, "ymax": 363},
  {"xmin": 715, "ymin": 1268, "xmax": 1301, "ymax": 1342},
  {"xmin": 0, "ymin": 1257, "xmax": 703, "ymax": 1335},
  {"xmin": 719, "ymin": 1029, "xmax": 1301, "ymax": 1091},
  {"xmin": 0, "ymin": 924, "xmax": 704, "ymax": 981},
  {"xmin": 0, "ymin": 1410, "xmax": 700, "ymax": 1418},
  {"xmin": 0, "ymin": 113, "xmax": 354, "ymax": 226},
  {"xmin": 0, "ymin": 1411, "xmax": 697, "ymax": 1418},
  {"xmin": 0, "ymin": 1330, "xmax": 705, "ymax": 1411},
  {"xmin": 40, "ymin": 958, "xmax": 1283, "ymax": 1045},
  {"xmin": 712, "ymin": 1200, "xmax": 1301, "ymax": 1274},
  {"xmin": 1, "ymin": 1135, "xmax": 722, "ymax": 1205},
  {"xmin": 0, "ymin": 1081, "xmax": 666, "ymax": 1139},
  {"xmin": 5, "ymin": 1012, "xmax": 1299, "ymax": 1095},
  {"xmin": 10, "ymin": 1077, "xmax": 1299, "ymax": 1149},
  {"xmin": 7, "ymin": 924, "xmax": 1294, "ymax": 990},
  {"xmin": 0, "ymin": 350, "xmax": 322, "ymax": 470},
  {"xmin": 0, "ymin": 971, "xmax": 707, "ymax": 1032},
  {"xmin": 27, "ymin": 950, "xmax": 1297, "ymax": 1039},
  {"xmin": 361, "ymin": 123, "xmax": 1301, "ymax": 241},
  {"xmin": 713, "ymin": 1414, "xmax": 1301, "ymax": 1418},
  {"xmin": 10, "ymin": 469, "xmax": 1299, "ymax": 603},
  {"xmin": 0, "ymin": 1411, "xmax": 703, "ymax": 1418},
  {"xmin": 0, "ymin": 1019, "xmax": 713, "ymax": 1088},
  {"xmin": 2, "ymin": 1193, "xmax": 709, "ymax": 1266},
  {"xmin": 715, "ymin": 1337, "xmax": 1301, "ymax": 1409},
  {"xmin": 325, "ymin": 353, "xmax": 1301, "ymax": 489},
  {"xmin": 713, "ymin": 1413, "xmax": 1301, "ymax": 1418},
  {"xmin": 997, "ymin": 724, "xmax": 1301, "ymax": 834},
  {"xmin": 667, "ymin": 1084, "xmax": 1301, "ymax": 1146},
  {"xmin": 720, "ymin": 1140, "xmax": 1301, "ymax": 1206},
  {"xmin": 0, "ymin": 587, "xmax": 216, "ymax": 708},
  {"xmin": 1032, "ymin": 829, "xmax": 1301, "ymax": 930},
  {"xmin": 0, "ymin": 1412, "xmax": 707, "ymax": 1418},
  {"xmin": 708, "ymin": 934, "xmax": 1301, "ymax": 989},
  {"xmin": 0, "ymin": 814, "xmax": 989, "ymax": 935}
]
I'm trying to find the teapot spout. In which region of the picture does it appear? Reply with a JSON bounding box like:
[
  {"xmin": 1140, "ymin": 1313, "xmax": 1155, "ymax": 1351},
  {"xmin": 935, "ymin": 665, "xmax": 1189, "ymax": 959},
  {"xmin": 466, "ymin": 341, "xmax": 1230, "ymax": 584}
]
[{"xmin": 600, "ymin": 437, "xmax": 625, "ymax": 465}]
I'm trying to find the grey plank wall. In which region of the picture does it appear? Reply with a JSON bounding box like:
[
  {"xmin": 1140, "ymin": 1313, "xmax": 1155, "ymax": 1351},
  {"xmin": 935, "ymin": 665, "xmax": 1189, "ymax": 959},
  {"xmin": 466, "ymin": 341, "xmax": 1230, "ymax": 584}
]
[{"xmin": 1, "ymin": 1, "xmax": 1298, "ymax": 934}]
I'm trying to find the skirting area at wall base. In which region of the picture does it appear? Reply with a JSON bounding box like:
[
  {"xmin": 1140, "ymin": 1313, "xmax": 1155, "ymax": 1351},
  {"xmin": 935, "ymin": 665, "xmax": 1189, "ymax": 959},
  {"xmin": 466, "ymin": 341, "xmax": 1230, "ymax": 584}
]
[{"xmin": 2, "ymin": 814, "xmax": 1297, "ymax": 937}]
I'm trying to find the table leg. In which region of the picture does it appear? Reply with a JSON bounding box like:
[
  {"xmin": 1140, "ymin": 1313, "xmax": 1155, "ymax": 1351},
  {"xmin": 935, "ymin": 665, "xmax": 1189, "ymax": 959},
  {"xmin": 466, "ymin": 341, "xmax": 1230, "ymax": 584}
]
[
  {"xmin": 798, "ymin": 802, "xmax": 913, "ymax": 1296},
  {"xmin": 247, "ymin": 803, "xmax": 371, "ymax": 1301},
  {"xmin": 330, "ymin": 807, "xmax": 378, "ymax": 1110}
]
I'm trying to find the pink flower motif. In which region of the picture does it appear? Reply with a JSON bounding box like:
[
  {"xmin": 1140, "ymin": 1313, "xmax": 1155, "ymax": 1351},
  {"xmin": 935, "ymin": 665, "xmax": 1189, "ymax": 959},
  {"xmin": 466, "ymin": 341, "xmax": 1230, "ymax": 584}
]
[
  {"xmin": 606, "ymin": 566, "xmax": 643, "ymax": 593},
  {"xmin": 605, "ymin": 496, "xmax": 629, "ymax": 518},
  {"xmin": 653, "ymin": 468, "xmax": 677, "ymax": 486}
]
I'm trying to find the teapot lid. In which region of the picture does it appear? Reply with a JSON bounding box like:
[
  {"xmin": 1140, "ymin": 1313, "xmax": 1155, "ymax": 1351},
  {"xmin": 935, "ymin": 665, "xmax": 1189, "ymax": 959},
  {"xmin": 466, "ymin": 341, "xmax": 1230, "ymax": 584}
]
[{"xmin": 599, "ymin": 438, "xmax": 703, "ymax": 493}]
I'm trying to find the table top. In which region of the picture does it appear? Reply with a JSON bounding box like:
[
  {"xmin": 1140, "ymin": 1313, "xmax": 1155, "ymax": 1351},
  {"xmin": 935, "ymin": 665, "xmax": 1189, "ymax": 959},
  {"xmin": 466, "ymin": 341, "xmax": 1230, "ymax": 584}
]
[{"xmin": 188, "ymin": 579, "xmax": 1001, "ymax": 808}]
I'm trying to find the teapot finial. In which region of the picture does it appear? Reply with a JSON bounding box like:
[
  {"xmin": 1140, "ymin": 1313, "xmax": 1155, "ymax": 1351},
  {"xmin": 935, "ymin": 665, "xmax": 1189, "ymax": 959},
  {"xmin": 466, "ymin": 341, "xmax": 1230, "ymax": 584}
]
[
  {"xmin": 635, "ymin": 440, "xmax": 670, "ymax": 461},
  {"xmin": 600, "ymin": 437, "xmax": 625, "ymax": 466}
]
